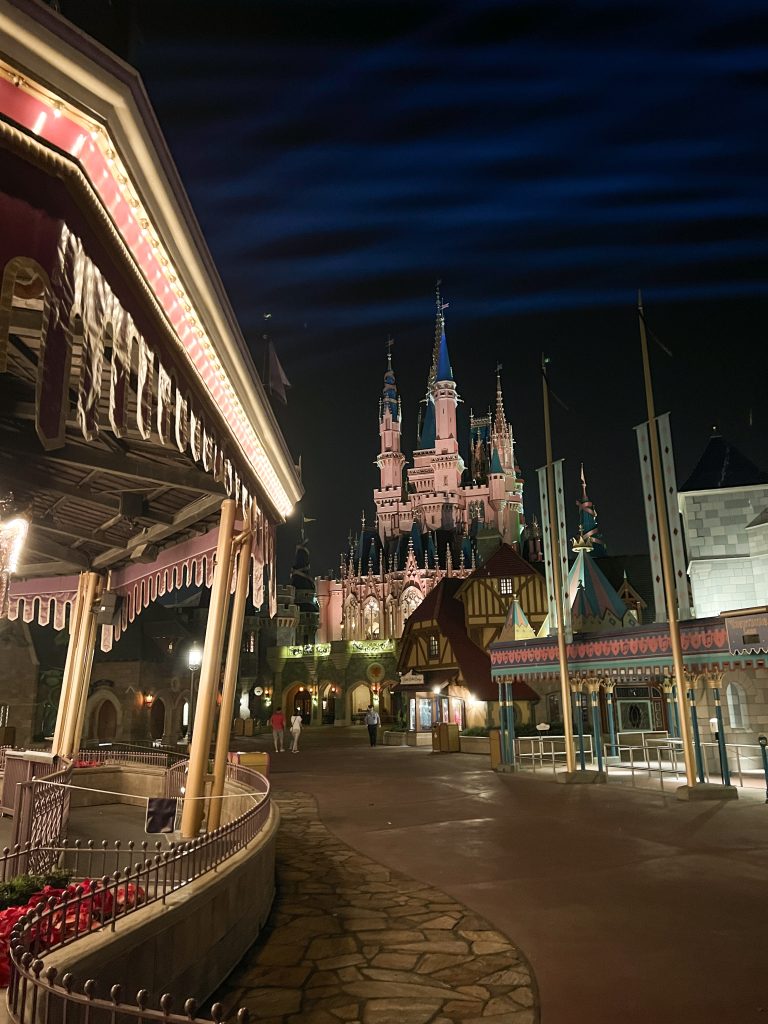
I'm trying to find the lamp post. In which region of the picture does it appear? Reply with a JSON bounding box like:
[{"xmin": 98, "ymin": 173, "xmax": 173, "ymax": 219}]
[
  {"xmin": 187, "ymin": 643, "xmax": 202, "ymax": 742},
  {"xmin": 0, "ymin": 494, "xmax": 29, "ymax": 617}
]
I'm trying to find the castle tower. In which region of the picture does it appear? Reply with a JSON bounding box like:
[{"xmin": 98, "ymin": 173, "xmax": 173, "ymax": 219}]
[
  {"xmin": 408, "ymin": 286, "xmax": 463, "ymax": 533},
  {"xmin": 487, "ymin": 367, "xmax": 523, "ymax": 548},
  {"xmin": 374, "ymin": 342, "xmax": 405, "ymax": 542}
]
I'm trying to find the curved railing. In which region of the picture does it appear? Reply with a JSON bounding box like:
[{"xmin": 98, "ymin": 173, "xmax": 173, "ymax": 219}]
[{"xmin": 6, "ymin": 761, "xmax": 270, "ymax": 1024}]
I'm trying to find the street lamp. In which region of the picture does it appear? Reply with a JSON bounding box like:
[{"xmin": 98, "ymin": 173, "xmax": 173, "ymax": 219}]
[
  {"xmin": 187, "ymin": 643, "xmax": 202, "ymax": 742},
  {"xmin": 0, "ymin": 494, "xmax": 29, "ymax": 617}
]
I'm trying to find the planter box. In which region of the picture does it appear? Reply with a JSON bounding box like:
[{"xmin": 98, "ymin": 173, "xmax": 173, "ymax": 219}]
[
  {"xmin": 459, "ymin": 735, "xmax": 491, "ymax": 755},
  {"xmin": 382, "ymin": 731, "xmax": 408, "ymax": 746},
  {"xmin": 406, "ymin": 731, "xmax": 433, "ymax": 747}
]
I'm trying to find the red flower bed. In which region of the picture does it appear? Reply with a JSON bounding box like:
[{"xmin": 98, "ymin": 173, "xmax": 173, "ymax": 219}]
[{"xmin": 0, "ymin": 879, "xmax": 145, "ymax": 988}]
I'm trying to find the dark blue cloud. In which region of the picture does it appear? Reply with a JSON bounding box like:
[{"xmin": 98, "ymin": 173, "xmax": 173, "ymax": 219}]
[{"xmin": 122, "ymin": 0, "xmax": 768, "ymax": 573}]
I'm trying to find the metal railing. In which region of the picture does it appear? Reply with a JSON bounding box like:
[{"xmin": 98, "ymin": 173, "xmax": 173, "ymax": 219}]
[
  {"xmin": 5, "ymin": 761, "xmax": 270, "ymax": 1024},
  {"xmin": 515, "ymin": 734, "xmax": 594, "ymax": 771},
  {"xmin": 10, "ymin": 763, "xmax": 74, "ymax": 873}
]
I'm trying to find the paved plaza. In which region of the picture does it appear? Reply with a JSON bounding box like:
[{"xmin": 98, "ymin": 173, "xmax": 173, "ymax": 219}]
[{"xmin": 221, "ymin": 728, "xmax": 768, "ymax": 1024}]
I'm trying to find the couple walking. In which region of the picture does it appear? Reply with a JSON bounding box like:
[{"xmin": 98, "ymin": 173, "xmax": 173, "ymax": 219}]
[{"xmin": 270, "ymin": 708, "xmax": 302, "ymax": 753}]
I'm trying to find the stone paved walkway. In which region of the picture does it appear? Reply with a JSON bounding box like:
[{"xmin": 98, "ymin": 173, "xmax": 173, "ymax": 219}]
[{"xmin": 214, "ymin": 793, "xmax": 537, "ymax": 1024}]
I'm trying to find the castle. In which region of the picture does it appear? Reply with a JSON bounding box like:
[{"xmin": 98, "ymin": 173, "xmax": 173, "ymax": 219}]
[{"xmin": 313, "ymin": 290, "xmax": 543, "ymax": 644}]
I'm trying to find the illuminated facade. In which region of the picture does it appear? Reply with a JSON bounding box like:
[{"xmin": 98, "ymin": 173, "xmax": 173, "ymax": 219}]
[{"xmin": 316, "ymin": 293, "xmax": 543, "ymax": 645}]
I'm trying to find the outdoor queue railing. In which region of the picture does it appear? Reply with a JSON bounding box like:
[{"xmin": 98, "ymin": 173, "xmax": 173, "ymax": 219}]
[{"xmin": 5, "ymin": 761, "xmax": 270, "ymax": 1024}]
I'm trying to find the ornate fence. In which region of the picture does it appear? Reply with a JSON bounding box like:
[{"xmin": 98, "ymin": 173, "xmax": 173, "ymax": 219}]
[{"xmin": 5, "ymin": 761, "xmax": 270, "ymax": 1024}]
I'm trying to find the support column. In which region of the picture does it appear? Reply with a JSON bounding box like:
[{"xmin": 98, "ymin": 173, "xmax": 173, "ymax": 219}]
[
  {"xmin": 709, "ymin": 674, "xmax": 735, "ymax": 794},
  {"xmin": 572, "ymin": 686, "xmax": 586, "ymax": 770},
  {"xmin": 687, "ymin": 679, "xmax": 706, "ymax": 784},
  {"xmin": 209, "ymin": 522, "xmax": 254, "ymax": 831},
  {"xmin": 505, "ymin": 681, "xmax": 517, "ymax": 768},
  {"xmin": 51, "ymin": 573, "xmax": 87, "ymax": 757},
  {"xmin": 663, "ymin": 678, "xmax": 677, "ymax": 738},
  {"xmin": 588, "ymin": 682, "xmax": 604, "ymax": 773},
  {"xmin": 604, "ymin": 682, "xmax": 618, "ymax": 759},
  {"xmin": 68, "ymin": 594, "xmax": 100, "ymax": 755},
  {"xmin": 58, "ymin": 572, "xmax": 101, "ymax": 758},
  {"xmin": 181, "ymin": 499, "xmax": 236, "ymax": 838}
]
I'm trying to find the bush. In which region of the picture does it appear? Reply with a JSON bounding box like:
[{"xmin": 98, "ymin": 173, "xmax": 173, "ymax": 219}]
[
  {"xmin": 0, "ymin": 870, "xmax": 71, "ymax": 911},
  {"xmin": 460, "ymin": 726, "xmax": 490, "ymax": 737}
]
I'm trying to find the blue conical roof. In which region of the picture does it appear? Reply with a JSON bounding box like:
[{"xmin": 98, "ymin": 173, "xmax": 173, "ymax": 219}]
[
  {"xmin": 435, "ymin": 331, "xmax": 453, "ymax": 383},
  {"xmin": 490, "ymin": 447, "xmax": 503, "ymax": 474}
]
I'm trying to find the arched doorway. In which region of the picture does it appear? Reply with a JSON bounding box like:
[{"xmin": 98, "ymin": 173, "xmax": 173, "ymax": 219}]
[
  {"xmin": 321, "ymin": 684, "xmax": 339, "ymax": 725},
  {"xmin": 289, "ymin": 689, "xmax": 312, "ymax": 725},
  {"xmin": 348, "ymin": 682, "xmax": 372, "ymax": 724},
  {"xmin": 150, "ymin": 698, "xmax": 166, "ymax": 741},
  {"xmin": 94, "ymin": 699, "xmax": 117, "ymax": 740}
]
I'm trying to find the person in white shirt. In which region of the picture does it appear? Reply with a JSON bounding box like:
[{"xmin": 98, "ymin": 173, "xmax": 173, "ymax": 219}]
[
  {"xmin": 289, "ymin": 710, "xmax": 302, "ymax": 752},
  {"xmin": 365, "ymin": 705, "xmax": 380, "ymax": 747}
]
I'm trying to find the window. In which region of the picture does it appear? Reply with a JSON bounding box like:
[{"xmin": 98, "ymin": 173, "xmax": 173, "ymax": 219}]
[
  {"xmin": 0, "ymin": 704, "xmax": 8, "ymax": 728},
  {"xmin": 726, "ymin": 682, "xmax": 748, "ymax": 729},
  {"xmin": 546, "ymin": 692, "xmax": 561, "ymax": 724},
  {"xmin": 500, "ymin": 578, "xmax": 514, "ymax": 596},
  {"xmin": 429, "ymin": 634, "xmax": 439, "ymax": 659}
]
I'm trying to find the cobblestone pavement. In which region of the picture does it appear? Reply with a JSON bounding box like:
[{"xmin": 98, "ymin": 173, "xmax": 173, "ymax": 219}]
[{"xmin": 214, "ymin": 793, "xmax": 538, "ymax": 1024}]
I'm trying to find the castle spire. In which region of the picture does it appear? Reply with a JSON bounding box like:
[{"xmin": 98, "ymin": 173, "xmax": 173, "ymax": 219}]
[
  {"xmin": 380, "ymin": 337, "xmax": 399, "ymax": 421},
  {"xmin": 494, "ymin": 362, "xmax": 506, "ymax": 434},
  {"xmin": 576, "ymin": 463, "xmax": 606, "ymax": 556}
]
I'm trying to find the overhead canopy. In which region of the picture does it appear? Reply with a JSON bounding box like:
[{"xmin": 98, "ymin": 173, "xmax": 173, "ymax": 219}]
[{"xmin": 0, "ymin": 0, "xmax": 301, "ymax": 617}]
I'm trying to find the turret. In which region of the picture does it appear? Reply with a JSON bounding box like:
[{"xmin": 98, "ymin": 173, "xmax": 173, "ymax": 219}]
[{"xmin": 374, "ymin": 341, "xmax": 406, "ymax": 542}]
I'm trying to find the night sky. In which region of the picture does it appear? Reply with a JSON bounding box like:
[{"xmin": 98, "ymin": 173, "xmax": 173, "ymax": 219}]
[{"xmin": 72, "ymin": 1, "xmax": 768, "ymax": 578}]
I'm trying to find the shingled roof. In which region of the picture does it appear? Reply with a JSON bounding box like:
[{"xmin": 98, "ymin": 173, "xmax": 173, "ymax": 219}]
[{"xmin": 680, "ymin": 434, "xmax": 768, "ymax": 492}]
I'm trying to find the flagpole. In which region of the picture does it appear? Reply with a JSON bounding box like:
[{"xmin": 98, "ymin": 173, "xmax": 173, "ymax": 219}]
[
  {"xmin": 541, "ymin": 354, "xmax": 576, "ymax": 773},
  {"xmin": 637, "ymin": 293, "xmax": 696, "ymax": 789}
]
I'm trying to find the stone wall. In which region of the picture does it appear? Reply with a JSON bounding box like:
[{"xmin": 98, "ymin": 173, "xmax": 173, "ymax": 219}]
[{"xmin": 38, "ymin": 794, "xmax": 279, "ymax": 1019}]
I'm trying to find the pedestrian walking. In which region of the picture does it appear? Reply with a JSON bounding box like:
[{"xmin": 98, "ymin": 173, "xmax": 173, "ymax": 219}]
[
  {"xmin": 290, "ymin": 709, "xmax": 303, "ymax": 752},
  {"xmin": 365, "ymin": 704, "xmax": 380, "ymax": 747},
  {"xmin": 270, "ymin": 709, "xmax": 285, "ymax": 752}
]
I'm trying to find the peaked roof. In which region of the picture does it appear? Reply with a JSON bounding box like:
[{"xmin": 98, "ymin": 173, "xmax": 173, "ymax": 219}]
[
  {"xmin": 569, "ymin": 547, "xmax": 627, "ymax": 620},
  {"xmin": 464, "ymin": 542, "xmax": 538, "ymax": 580},
  {"xmin": 490, "ymin": 447, "xmax": 503, "ymax": 474},
  {"xmin": 498, "ymin": 596, "xmax": 535, "ymax": 642},
  {"xmin": 435, "ymin": 331, "xmax": 453, "ymax": 383},
  {"xmin": 680, "ymin": 434, "xmax": 768, "ymax": 492}
]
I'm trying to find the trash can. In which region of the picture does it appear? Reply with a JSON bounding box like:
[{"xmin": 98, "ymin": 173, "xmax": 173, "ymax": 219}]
[
  {"xmin": 432, "ymin": 724, "xmax": 441, "ymax": 751},
  {"xmin": 443, "ymin": 723, "xmax": 460, "ymax": 752}
]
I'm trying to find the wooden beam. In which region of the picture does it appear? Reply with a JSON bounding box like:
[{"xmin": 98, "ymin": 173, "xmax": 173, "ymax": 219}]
[
  {"xmin": 34, "ymin": 521, "xmax": 115, "ymax": 550},
  {"xmin": 25, "ymin": 530, "xmax": 90, "ymax": 570},
  {"xmin": 17, "ymin": 560, "xmax": 81, "ymax": 577},
  {"xmin": 6, "ymin": 427, "xmax": 223, "ymax": 494},
  {"xmin": 92, "ymin": 493, "xmax": 224, "ymax": 570}
]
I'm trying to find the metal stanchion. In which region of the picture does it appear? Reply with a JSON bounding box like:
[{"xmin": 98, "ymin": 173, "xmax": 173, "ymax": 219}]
[{"xmin": 758, "ymin": 735, "xmax": 768, "ymax": 804}]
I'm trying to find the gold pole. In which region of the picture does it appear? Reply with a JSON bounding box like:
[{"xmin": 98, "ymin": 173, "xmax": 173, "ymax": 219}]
[
  {"xmin": 208, "ymin": 522, "xmax": 254, "ymax": 830},
  {"xmin": 68, "ymin": 590, "xmax": 101, "ymax": 756},
  {"xmin": 637, "ymin": 293, "xmax": 696, "ymax": 788},
  {"xmin": 541, "ymin": 355, "xmax": 576, "ymax": 773},
  {"xmin": 52, "ymin": 573, "xmax": 86, "ymax": 756},
  {"xmin": 60, "ymin": 571, "xmax": 100, "ymax": 757},
  {"xmin": 181, "ymin": 499, "xmax": 236, "ymax": 838}
]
